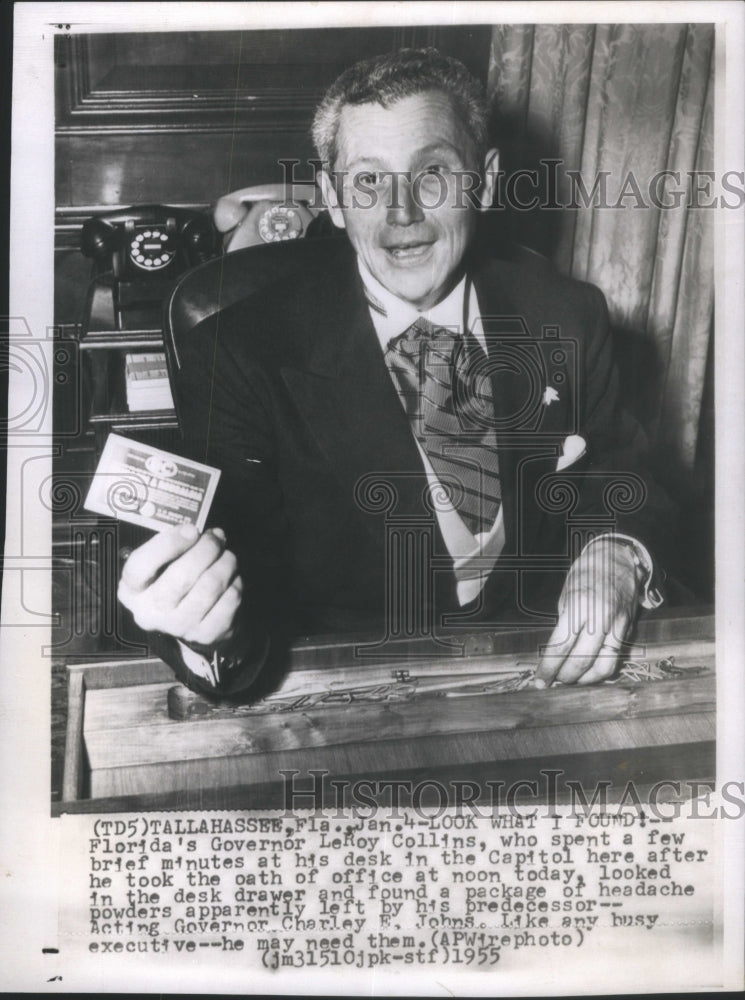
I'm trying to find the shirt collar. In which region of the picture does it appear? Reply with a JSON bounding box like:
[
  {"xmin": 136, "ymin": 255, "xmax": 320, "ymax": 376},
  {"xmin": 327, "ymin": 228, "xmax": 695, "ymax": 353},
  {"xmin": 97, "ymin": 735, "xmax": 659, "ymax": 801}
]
[{"xmin": 357, "ymin": 258, "xmax": 485, "ymax": 351}]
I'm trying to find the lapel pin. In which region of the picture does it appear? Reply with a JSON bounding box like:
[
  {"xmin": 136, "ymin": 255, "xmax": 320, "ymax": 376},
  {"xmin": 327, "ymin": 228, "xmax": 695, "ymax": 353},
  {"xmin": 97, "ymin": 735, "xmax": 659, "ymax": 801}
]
[{"xmin": 543, "ymin": 387, "xmax": 560, "ymax": 406}]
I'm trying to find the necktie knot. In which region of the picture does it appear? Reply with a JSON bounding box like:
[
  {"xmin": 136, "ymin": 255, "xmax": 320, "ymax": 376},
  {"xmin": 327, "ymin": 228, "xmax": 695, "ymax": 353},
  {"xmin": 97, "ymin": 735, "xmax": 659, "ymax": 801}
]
[
  {"xmin": 403, "ymin": 316, "xmax": 447, "ymax": 340},
  {"xmin": 389, "ymin": 319, "xmax": 463, "ymax": 374}
]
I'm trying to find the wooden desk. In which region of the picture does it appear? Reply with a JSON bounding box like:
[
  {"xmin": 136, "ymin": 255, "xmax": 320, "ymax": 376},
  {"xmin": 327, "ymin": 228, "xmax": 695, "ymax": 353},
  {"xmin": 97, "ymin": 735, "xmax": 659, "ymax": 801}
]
[{"xmin": 57, "ymin": 608, "xmax": 715, "ymax": 814}]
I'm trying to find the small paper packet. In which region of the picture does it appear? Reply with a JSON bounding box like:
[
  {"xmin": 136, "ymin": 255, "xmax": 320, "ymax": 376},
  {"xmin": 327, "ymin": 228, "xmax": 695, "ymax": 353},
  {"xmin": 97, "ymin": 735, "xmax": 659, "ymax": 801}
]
[{"xmin": 84, "ymin": 432, "xmax": 221, "ymax": 533}]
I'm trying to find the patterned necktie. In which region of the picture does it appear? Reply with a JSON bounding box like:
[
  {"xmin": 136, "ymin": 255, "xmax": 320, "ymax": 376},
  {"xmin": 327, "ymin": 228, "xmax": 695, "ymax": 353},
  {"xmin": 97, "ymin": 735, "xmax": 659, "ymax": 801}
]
[{"xmin": 384, "ymin": 317, "xmax": 501, "ymax": 535}]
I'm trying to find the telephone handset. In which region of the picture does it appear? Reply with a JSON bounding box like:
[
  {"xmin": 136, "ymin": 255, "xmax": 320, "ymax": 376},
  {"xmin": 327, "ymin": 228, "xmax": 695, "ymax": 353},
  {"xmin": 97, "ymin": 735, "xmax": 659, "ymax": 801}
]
[
  {"xmin": 213, "ymin": 184, "xmax": 323, "ymax": 252},
  {"xmin": 81, "ymin": 205, "xmax": 217, "ymax": 280}
]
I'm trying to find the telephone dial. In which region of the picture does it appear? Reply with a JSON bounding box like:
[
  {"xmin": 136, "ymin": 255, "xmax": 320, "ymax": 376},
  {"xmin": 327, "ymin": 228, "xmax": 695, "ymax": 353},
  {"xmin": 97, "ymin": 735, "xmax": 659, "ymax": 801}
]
[{"xmin": 213, "ymin": 184, "xmax": 325, "ymax": 252}]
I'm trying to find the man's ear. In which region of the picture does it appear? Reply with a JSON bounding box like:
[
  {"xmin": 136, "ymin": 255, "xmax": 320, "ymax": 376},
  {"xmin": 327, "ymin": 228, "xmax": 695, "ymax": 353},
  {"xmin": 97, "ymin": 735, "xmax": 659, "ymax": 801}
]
[
  {"xmin": 319, "ymin": 170, "xmax": 346, "ymax": 229},
  {"xmin": 477, "ymin": 148, "xmax": 499, "ymax": 212}
]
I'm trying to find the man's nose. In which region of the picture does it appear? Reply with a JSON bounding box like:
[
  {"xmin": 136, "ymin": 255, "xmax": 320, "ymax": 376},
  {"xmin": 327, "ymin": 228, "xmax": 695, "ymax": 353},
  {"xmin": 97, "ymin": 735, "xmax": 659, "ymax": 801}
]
[{"xmin": 386, "ymin": 176, "xmax": 424, "ymax": 226}]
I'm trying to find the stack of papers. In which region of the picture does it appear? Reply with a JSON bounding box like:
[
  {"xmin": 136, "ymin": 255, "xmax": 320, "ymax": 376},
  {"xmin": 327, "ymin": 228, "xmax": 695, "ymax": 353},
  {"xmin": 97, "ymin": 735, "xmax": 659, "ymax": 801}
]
[{"xmin": 124, "ymin": 352, "xmax": 175, "ymax": 412}]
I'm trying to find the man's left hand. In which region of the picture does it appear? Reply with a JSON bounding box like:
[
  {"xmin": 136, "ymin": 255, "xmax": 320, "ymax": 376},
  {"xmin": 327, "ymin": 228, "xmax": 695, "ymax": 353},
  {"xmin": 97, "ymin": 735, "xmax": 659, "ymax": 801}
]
[{"xmin": 535, "ymin": 540, "xmax": 642, "ymax": 687}]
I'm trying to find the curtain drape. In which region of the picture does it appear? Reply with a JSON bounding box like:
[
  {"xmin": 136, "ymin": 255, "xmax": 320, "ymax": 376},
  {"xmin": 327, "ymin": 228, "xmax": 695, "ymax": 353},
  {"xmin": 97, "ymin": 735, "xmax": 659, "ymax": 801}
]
[{"xmin": 487, "ymin": 23, "xmax": 714, "ymax": 488}]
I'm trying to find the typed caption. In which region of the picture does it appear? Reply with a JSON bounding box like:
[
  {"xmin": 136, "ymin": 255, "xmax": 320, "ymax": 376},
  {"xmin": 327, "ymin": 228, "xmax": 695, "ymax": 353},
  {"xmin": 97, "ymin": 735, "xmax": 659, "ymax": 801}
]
[{"xmin": 66, "ymin": 805, "xmax": 718, "ymax": 976}]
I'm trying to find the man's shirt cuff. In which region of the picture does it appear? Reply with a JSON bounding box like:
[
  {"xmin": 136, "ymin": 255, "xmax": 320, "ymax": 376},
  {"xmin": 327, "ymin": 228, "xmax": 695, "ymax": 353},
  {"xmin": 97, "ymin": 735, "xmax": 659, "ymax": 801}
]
[
  {"xmin": 580, "ymin": 533, "xmax": 665, "ymax": 610},
  {"xmin": 173, "ymin": 629, "xmax": 271, "ymax": 696}
]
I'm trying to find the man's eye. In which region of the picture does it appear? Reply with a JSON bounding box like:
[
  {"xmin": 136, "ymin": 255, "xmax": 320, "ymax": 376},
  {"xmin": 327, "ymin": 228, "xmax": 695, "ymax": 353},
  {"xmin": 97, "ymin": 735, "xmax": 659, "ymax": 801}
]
[
  {"xmin": 421, "ymin": 164, "xmax": 449, "ymax": 177},
  {"xmin": 357, "ymin": 171, "xmax": 382, "ymax": 187}
]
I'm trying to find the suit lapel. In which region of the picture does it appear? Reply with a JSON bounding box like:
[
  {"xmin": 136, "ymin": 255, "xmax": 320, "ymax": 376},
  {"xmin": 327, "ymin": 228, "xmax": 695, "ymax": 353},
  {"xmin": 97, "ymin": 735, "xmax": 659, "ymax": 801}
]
[
  {"xmin": 280, "ymin": 253, "xmax": 437, "ymax": 542},
  {"xmin": 473, "ymin": 262, "xmax": 559, "ymax": 555}
]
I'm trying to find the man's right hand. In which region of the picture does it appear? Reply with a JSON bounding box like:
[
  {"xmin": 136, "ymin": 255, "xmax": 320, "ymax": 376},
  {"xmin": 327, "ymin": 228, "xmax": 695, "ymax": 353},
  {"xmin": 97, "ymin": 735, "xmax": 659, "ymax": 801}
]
[{"xmin": 117, "ymin": 524, "xmax": 243, "ymax": 647}]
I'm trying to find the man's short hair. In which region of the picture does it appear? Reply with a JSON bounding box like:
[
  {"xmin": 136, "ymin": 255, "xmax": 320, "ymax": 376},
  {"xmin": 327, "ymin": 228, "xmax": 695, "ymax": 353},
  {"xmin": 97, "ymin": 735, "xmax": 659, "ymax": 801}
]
[{"xmin": 312, "ymin": 47, "xmax": 489, "ymax": 168}]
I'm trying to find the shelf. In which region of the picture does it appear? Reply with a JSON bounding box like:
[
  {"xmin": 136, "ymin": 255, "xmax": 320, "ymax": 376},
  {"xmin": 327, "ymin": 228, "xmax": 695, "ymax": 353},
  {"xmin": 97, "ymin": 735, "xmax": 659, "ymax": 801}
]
[
  {"xmin": 80, "ymin": 328, "xmax": 164, "ymax": 350},
  {"xmin": 89, "ymin": 411, "xmax": 179, "ymax": 430}
]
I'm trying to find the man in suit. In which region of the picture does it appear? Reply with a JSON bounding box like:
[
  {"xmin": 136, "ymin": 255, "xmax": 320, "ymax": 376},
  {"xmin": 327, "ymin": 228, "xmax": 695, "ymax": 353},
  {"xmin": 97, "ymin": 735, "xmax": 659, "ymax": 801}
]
[{"xmin": 118, "ymin": 48, "xmax": 669, "ymax": 698}]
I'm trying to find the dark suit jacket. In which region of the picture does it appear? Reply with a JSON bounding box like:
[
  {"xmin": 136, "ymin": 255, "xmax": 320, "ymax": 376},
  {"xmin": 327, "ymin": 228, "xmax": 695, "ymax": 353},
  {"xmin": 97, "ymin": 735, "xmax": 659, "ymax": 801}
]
[{"xmin": 167, "ymin": 239, "xmax": 673, "ymax": 695}]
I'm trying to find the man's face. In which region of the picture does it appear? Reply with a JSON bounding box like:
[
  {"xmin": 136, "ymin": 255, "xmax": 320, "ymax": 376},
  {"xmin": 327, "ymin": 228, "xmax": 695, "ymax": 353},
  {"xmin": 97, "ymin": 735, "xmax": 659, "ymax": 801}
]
[{"xmin": 321, "ymin": 91, "xmax": 497, "ymax": 311}]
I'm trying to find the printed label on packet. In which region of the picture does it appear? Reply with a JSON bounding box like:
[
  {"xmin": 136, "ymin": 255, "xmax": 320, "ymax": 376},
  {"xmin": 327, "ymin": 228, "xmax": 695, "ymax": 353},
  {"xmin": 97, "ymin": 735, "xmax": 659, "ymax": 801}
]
[{"xmin": 84, "ymin": 433, "xmax": 221, "ymax": 532}]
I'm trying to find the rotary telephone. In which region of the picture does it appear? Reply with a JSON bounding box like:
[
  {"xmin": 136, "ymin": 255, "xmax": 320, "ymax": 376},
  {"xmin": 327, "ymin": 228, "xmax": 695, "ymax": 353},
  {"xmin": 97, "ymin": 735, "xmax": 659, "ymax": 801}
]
[
  {"xmin": 80, "ymin": 205, "xmax": 218, "ymax": 331},
  {"xmin": 213, "ymin": 184, "xmax": 325, "ymax": 252},
  {"xmin": 81, "ymin": 205, "xmax": 217, "ymax": 281}
]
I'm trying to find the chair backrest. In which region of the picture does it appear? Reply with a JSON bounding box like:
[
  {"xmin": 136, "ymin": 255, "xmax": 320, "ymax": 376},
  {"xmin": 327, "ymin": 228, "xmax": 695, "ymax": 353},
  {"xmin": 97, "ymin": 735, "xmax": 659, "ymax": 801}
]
[{"xmin": 163, "ymin": 233, "xmax": 347, "ymax": 372}]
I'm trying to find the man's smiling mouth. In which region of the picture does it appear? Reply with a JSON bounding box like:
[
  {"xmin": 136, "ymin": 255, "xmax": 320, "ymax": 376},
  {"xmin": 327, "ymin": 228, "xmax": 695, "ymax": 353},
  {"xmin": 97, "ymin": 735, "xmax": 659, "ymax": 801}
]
[{"xmin": 384, "ymin": 242, "xmax": 434, "ymax": 261}]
